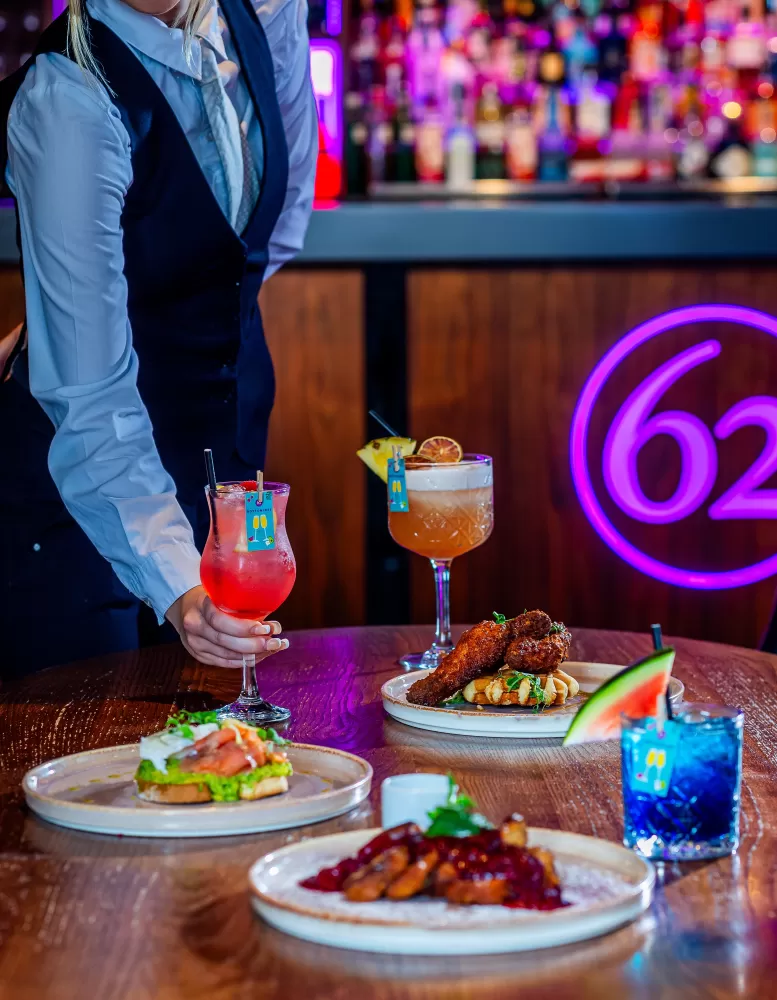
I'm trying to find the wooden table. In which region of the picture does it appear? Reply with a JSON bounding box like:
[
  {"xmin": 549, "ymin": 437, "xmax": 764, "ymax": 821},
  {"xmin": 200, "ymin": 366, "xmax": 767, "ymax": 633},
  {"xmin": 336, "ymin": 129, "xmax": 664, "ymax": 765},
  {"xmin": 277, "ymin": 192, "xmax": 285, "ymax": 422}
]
[{"xmin": 1, "ymin": 626, "xmax": 776, "ymax": 999}]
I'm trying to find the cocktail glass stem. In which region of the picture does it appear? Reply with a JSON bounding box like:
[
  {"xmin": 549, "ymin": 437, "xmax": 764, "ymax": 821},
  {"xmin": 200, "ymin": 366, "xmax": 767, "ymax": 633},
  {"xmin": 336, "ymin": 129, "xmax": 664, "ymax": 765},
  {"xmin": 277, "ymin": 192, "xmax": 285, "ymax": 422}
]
[
  {"xmin": 242, "ymin": 653, "xmax": 260, "ymax": 701},
  {"xmin": 399, "ymin": 558, "xmax": 455, "ymax": 671},
  {"xmin": 216, "ymin": 647, "xmax": 291, "ymax": 726},
  {"xmin": 432, "ymin": 558, "xmax": 453, "ymax": 655}
]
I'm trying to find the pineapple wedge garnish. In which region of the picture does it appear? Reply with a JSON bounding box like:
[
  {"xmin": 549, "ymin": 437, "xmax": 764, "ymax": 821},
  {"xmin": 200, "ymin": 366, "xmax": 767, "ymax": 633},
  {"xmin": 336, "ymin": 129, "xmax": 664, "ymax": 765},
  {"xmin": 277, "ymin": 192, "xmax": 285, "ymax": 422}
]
[{"xmin": 357, "ymin": 437, "xmax": 416, "ymax": 484}]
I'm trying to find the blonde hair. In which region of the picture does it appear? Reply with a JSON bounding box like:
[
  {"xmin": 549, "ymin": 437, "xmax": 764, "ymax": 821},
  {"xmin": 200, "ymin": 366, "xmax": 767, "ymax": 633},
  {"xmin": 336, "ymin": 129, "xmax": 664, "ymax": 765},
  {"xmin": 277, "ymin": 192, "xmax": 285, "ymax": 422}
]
[{"xmin": 66, "ymin": 0, "xmax": 211, "ymax": 87}]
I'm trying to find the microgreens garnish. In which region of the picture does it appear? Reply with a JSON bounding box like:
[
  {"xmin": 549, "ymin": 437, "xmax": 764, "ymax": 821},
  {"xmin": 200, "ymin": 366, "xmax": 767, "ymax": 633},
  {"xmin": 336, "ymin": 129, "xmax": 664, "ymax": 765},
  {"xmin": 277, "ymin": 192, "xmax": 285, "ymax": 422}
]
[
  {"xmin": 164, "ymin": 711, "xmax": 289, "ymax": 745},
  {"xmin": 165, "ymin": 710, "xmax": 219, "ymax": 739},
  {"xmin": 440, "ymin": 690, "xmax": 467, "ymax": 706},
  {"xmin": 548, "ymin": 622, "xmax": 567, "ymax": 635},
  {"xmin": 504, "ymin": 672, "xmax": 546, "ymax": 711},
  {"xmin": 426, "ymin": 775, "xmax": 492, "ymax": 838},
  {"xmin": 493, "ymin": 612, "xmax": 506, "ymax": 624}
]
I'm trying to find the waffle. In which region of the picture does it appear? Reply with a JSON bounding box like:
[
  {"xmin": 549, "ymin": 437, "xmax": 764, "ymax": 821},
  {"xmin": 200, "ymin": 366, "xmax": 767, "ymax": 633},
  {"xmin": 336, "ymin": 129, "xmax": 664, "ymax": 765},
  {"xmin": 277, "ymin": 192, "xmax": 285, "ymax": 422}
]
[{"xmin": 462, "ymin": 668, "xmax": 580, "ymax": 708}]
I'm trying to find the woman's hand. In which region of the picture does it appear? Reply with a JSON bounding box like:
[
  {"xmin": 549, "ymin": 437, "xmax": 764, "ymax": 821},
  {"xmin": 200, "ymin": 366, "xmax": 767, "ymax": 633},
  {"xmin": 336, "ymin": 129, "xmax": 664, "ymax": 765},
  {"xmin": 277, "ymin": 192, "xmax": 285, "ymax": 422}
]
[{"xmin": 166, "ymin": 585, "xmax": 289, "ymax": 668}]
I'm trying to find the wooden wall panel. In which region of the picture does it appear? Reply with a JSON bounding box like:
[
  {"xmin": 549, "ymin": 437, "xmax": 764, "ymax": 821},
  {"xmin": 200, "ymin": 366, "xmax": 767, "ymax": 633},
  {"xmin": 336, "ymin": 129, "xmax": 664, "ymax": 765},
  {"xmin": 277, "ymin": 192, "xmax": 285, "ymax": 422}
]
[
  {"xmin": 407, "ymin": 268, "xmax": 777, "ymax": 650},
  {"xmin": 261, "ymin": 270, "xmax": 366, "ymax": 630}
]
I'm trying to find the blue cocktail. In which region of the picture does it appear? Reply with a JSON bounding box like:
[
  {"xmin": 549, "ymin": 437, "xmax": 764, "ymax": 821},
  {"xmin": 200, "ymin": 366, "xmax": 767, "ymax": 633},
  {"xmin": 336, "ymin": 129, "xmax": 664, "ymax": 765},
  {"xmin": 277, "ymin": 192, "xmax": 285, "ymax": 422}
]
[{"xmin": 621, "ymin": 704, "xmax": 743, "ymax": 861}]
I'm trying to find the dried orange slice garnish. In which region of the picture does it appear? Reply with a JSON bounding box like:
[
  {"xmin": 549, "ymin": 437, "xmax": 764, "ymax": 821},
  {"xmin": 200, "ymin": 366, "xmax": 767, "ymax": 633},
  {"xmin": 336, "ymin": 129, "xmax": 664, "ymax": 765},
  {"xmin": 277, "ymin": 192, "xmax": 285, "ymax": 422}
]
[
  {"xmin": 404, "ymin": 454, "xmax": 435, "ymax": 468},
  {"xmin": 417, "ymin": 437, "xmax": 463, "ymax": 464}
]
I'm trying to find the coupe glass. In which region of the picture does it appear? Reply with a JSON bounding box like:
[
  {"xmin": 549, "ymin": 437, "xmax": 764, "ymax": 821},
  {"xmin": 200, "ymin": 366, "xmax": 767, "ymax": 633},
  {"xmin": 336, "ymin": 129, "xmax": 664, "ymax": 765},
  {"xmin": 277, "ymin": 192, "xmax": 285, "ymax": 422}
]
[
  {"xmin": 200, "ymin": 482, "xmax": 296, "ymax": 725},
  {"xmin": 388, "ymin": 454, "xmax": 494, "ymax": 670}
]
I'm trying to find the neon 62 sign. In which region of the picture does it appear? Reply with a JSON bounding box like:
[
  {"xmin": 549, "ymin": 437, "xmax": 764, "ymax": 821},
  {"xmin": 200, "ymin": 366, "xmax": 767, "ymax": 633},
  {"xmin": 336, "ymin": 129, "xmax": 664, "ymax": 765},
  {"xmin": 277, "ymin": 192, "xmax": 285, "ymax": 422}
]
[{"xmin": 570, "ymin": 305, "xmax": 777, "ymax": 590}]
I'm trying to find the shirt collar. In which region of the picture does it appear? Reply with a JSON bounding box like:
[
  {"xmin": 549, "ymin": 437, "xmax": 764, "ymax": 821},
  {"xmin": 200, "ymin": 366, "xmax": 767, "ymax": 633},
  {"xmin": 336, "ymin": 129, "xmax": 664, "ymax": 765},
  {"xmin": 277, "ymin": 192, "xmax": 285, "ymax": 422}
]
[{"xmin": 86, "ymin": 0, "xmax": 226, "ymax": 80}]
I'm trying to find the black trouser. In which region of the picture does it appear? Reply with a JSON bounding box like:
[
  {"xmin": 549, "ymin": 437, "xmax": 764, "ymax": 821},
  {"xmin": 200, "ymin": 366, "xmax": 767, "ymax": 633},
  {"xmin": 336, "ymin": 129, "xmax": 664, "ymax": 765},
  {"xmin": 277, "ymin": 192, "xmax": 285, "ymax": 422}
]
[{"xmin": 0, "ymin": 379, "xmax": 178, "ymax": 679}]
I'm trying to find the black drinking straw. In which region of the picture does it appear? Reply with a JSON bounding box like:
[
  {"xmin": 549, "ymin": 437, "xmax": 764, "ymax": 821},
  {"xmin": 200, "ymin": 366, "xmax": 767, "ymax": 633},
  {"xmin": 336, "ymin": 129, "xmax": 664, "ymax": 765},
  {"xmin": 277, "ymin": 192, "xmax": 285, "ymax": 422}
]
[
  {"xmin": 368, "ymin": 409, "xmax": 400, "ymax": 438},
  {"xmin": 204, "ymin": 449, "xmax": 219, "ymax": 544},
  {"xmin": 651, "ymin": 623, "xmax": 674, "ymax": 720}
]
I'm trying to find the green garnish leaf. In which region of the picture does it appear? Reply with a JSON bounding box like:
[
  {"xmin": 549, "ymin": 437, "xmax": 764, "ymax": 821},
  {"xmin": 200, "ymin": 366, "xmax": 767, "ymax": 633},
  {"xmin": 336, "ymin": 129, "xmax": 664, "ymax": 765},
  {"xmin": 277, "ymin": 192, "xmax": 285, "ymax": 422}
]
[
  {"xmin": 440, "ymin": 690, "xmax": 467, "ymax": 706},
  {"xmin": 548, "ymin": 622, "xmax": 566, "ymax": 635},
  {"xmin": 425, "ymin": 775, "xmax": 492, "ymax": 838},
  {"xmin": 493, "ymin": 612, "xmax": 507, "ymax": 625},
  {"xmin": 166, "ymin": 709, "xmax": 221, "ymax": 739},
  {"xmin": 504, "ymin": 671, "xmax": 546, "ymax": 708}
]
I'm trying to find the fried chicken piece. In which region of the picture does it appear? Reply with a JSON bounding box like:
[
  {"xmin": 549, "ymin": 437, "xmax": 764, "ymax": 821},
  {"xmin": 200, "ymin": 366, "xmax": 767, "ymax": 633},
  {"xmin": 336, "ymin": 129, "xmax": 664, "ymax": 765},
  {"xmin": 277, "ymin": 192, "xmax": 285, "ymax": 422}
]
[
  {"xmin": 406, "ymin": 619, "xmax": 511, "ymax": 706},
  {"xmin": 343, "ymin": 846, "xmax": 410, "ymax": 902},
  {"xmin": 509, "ymin": 610, "xmax": 552, "ymax": 640},
  {"xmin": 500, "ymin": 815, "xmax": 528, "ymax": 848},
  {"xmin": 432, "ymin": 861, "xmax": 457, "ymax": 896},
  {"xmin": 529, "ymin": 848, "xmax": 561, "ymax": 889},
  {"xmin": 446, "ymin": 878, "xmax": 511, "ymax": 906},
  {"xmin": 503, "ymin": 628, "xmax": 572, "ymax": 675},
  {"xmin": 386, "ymin": 847, "xmax": 439, "ymax": 899}
]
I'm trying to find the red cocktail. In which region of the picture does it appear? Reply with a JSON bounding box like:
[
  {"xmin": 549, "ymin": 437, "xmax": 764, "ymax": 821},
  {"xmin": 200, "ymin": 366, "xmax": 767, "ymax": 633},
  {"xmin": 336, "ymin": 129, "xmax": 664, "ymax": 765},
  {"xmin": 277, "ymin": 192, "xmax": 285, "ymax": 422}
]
[{"xmin": 201, "ymin": 481, "xmax": 296, "ymax": 724}]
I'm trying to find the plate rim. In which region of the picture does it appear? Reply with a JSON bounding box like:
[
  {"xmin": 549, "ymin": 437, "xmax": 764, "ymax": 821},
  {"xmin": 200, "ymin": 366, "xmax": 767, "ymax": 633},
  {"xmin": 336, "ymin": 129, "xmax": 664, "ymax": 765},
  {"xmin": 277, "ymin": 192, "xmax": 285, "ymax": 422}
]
[
  {"xmin": 249, "ymin": 826, "xmax": 655, "ymax": 931},
  {"xmin": 22, "ymin": 742, "xmax": 373, "ymax": 816}
]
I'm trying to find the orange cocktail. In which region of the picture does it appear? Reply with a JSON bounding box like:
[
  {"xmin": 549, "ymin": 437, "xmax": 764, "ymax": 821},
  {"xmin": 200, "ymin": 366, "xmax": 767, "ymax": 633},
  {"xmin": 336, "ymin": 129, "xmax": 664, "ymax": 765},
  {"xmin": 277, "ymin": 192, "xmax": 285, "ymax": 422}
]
[{"xmin": 388, "ymin": 454, "xmax": 494, "ymax": 670}]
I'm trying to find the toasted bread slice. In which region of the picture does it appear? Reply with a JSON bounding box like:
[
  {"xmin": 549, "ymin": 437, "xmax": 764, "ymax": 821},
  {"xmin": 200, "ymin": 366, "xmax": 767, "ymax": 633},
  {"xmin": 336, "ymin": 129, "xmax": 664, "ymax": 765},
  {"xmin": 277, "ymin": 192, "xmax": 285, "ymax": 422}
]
[
  {"xmin": 136, "ymin": 780, "xmax": 212, "ymax": 804},
  {"xmin": 136, "ymin": 774, "xmax": 289, "ymax": 805}
]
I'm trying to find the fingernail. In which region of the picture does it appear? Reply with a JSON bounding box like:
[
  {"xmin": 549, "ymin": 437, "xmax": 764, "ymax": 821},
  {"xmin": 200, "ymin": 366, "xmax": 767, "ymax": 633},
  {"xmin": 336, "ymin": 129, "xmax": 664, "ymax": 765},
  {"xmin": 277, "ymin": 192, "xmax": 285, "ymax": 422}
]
[
  {"xmin": 252, "ymin": 624, "xmax": 271, "ymax": 636},
  {"xmin": 267, "ymin": 638, "xmax": 281, "ymax": 651}
]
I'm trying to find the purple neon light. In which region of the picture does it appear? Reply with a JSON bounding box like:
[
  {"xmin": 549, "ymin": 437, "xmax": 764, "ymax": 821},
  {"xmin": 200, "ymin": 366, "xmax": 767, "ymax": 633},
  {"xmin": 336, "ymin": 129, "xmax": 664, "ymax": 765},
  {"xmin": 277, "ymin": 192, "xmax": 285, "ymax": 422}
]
[
  {"xmin": 603, "ymin": 341, "xmax": 720, "ymax": 524},
  {"xmin": 325, "ymin": 0, "xmax": 343, "ymax": 36},
  {"xmin": 570, "ymin": 304, "xmax": 777, "ymax": 590},
  {"xmin": 709, "ymin": 397, "xmax": 777, "ymax": 520},
  {"xmin": 51, "ymin": 0, "xmax": 67, "ymax": 16},
  {"xmin": 310, "ymin": 39, "xmax": 343, "ymax": 164}
]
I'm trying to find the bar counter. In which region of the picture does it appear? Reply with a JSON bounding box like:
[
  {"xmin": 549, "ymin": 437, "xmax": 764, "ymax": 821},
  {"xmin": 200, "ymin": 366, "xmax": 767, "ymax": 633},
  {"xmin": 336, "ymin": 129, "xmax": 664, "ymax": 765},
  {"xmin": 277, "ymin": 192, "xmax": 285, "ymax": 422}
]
[
  {"xmin": 2, "ymin": 197, "xmax": 777, "ymax": 651},
  {"xmin": 4, "ymin": 197, "xmax": 777, "ymax": 263},
  {"xmin": 1, "ymin": 626, "xmax": 776, "ymax": 998}
]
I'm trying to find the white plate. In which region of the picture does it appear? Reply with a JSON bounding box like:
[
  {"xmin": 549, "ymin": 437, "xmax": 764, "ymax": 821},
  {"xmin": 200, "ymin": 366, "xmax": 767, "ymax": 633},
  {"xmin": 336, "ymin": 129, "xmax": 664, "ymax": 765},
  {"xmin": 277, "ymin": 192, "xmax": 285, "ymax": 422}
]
[
  {"xmin": 23, "ymin": 743, "xmax": 372, "ymax": 838},
  {"xmin": 382, "ymin": 662, "xmax": 685, "ymax": 739},
  {"xmin": 249, "ymin": 827, "xmax": 655, "ymax": 955}
]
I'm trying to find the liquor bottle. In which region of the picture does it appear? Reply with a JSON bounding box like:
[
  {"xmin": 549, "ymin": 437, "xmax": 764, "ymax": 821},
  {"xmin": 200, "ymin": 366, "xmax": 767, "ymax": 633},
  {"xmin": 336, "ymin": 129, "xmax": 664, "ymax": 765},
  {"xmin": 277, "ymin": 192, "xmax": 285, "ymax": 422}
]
[
  {"xmin": 447, "ymin": 83, "xmax": 477, "ymax": 188},
  {"xmin": 539, "ymin": 25, "xmax": 567, "ymax": 87},
  {"xmin": 368, "ymin": 87, "xmax": 392, "ymax": 185},
  {"xmin": 382, "ymin": 17, "xmax": 407, "ymax": 110},
  {"xmin": 537, "ymin": 87, "xmax": 569, "ymax": 180},
  {"xmin": 645, "ymin": 83, "xmax": 675, "ymax": 179},
  {"xmin": 406, "ymin": 6, "xmax": 445, "ymax": 112},
  {"xmin": 474, "ymin": 81, "xmax": 507, "ymax": 178},
  {"xmin": 350, "ymin": 2, "xmax": 381, "ymax": 94},
  {"xmin": 570, "ymin": 69, "xmax": 611, "ymax": 180},
  {"xmin": 564, "ymin": 16, "xmax": 598, "ymax": 87},
  {"xmin": 415, "ymin": 96, "xmax": 446, "ymax": 182},
  {"xmin": 630, "ymin": 1, "xmax": 666, "ymax": 83},
  {"xmin": 676, "ymin": 86, "xmax": 711, "ymax": 179},
  {"xmin": 753, "ymin": 124, "xmax": 777, "ymax": 175},
  {"xmin": 709, "ymin": 110, "xmax": 753, "ymax": 178},
  {"xmin": 385, "ymin": 87, "xmax": 418, "ymax": 182},
  {"xmin": 608, "ymin": 74, "xmax": 646, "ymax": 180},
  {"xmin": 597, "ymin": 13, "xmax": 629, "ymax": 85},
  {"xmin": 727, "ymin": 5, "xmax": 767, "ymax": 91},
  {"xmin": 344, "ymin": 93, "xmax": 370, "ymax": 196},
  {"xmin": 505, "ymin": 105, "xmax": 538, "ymax": 179}
]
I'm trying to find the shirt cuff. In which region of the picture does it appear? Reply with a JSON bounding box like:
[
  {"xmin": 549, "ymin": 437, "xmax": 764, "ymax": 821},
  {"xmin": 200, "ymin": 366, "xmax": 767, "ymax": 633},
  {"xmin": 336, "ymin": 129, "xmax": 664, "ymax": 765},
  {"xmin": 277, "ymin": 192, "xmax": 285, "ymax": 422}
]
[{"xmin": 145, "ymin": 540, "xmax": 202, "ymax": 625}]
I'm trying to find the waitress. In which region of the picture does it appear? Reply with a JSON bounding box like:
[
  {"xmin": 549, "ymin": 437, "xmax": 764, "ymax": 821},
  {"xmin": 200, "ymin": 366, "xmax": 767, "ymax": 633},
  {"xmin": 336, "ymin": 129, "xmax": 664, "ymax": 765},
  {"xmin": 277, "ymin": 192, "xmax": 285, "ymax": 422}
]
[{"xmin": 0, "ymin": 0, "xmax": 317, "ymax": 676}]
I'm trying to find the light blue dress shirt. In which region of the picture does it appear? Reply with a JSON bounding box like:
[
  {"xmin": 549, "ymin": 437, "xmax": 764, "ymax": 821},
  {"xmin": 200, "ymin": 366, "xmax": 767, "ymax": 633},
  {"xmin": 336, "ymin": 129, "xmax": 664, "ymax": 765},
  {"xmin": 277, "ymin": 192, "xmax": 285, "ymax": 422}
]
[{"xmin": 6, "ymin": 0, "xmax": 317, "ymax": 622}]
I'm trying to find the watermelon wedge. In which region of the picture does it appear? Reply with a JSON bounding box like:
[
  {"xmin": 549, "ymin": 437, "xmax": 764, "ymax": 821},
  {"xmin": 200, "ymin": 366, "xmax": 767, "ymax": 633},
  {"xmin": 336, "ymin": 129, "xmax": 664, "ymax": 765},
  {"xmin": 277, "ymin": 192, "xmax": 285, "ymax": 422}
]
[{"xmin": 563, "ymin": 648, "xmax": 676, "ymax": 745}]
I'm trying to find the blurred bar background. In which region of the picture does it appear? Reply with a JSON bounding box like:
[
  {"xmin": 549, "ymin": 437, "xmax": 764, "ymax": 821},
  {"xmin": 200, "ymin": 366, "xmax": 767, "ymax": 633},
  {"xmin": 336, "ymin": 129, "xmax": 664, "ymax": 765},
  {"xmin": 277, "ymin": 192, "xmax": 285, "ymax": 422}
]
[{"xmin": 3, "ymin": 0, "xmax": 777, "ymax": 649}]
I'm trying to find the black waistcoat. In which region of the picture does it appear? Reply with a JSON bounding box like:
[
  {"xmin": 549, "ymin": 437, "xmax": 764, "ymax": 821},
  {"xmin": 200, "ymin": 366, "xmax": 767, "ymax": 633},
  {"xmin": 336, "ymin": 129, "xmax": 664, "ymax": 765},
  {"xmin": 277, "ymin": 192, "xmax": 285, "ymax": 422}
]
[{"xmin": 0, "ymin": 0, "xmax": 289, "ymax": 511}]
